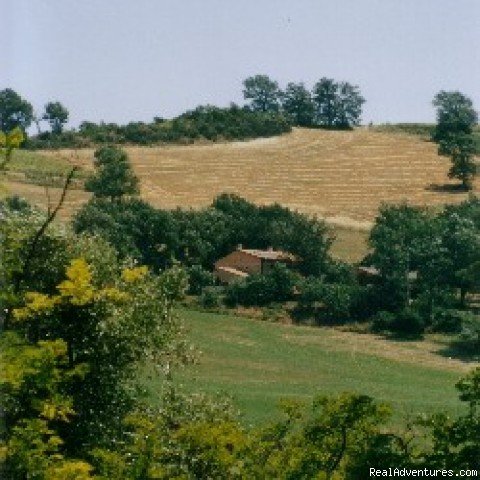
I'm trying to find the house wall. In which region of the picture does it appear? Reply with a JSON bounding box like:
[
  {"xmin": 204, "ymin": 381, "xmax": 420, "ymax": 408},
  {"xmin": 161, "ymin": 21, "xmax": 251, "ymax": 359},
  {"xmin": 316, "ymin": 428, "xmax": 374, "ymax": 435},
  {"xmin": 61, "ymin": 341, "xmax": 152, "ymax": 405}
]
[
  {"xmin": 215, "ymin": 268, "xmax": 247, "ymax": 285},
  {"xmin": 214, "ymin": 251, "xmax": 262, "ymax": 275}
]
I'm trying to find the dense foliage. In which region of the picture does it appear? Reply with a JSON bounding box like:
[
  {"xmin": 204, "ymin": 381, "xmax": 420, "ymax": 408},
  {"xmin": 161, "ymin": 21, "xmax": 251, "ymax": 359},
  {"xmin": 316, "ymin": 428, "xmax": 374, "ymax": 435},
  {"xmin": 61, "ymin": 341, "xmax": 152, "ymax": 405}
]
[
  {"xmin": 366, "ymin": 199, "xmax": 480, "ymax": 336},
  {"xmin": 24, "ymin": 104, "xmax": 291, "ymax": 149},
  {"xmin": 74, "ymin": 192, "xmax": 333, "ymax": 276}
]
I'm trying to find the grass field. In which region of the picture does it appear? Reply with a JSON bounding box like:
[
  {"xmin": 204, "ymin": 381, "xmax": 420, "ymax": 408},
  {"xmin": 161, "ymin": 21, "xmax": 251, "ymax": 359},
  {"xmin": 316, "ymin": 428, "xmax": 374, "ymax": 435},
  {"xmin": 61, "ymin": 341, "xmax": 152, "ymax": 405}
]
[{"xmin": 143, "ymin": 309, "xmax": 478, "ymax": 426}]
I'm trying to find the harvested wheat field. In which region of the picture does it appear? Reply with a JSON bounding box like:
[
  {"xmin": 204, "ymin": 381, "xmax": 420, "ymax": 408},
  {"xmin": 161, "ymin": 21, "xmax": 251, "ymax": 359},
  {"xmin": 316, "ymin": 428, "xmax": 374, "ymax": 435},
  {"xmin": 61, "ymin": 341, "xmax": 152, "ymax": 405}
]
[{"xmin": 41, "ymin": 128, "xmax": 478, "ymax": 227}]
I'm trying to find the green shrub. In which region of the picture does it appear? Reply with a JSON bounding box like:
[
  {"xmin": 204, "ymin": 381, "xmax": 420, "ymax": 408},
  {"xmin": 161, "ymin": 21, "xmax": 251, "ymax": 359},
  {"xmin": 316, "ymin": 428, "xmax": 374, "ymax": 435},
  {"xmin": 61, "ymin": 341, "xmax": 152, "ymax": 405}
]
[
  {"xmin": 187, "ymin": 265, "xmax": 216, "ymax": 295},
  {"xmin": 371, "ymin": 311, "xmax": 396, "ymax": 332},
  {"xmin": 430, "ymin": 308, "xmax": 464, "ymax": 333},
  {"xmin": 199, "ymin": 287, "xmax": 221, "ymax": 309},
  {"xmin": 372, "ymin": 309, "xmax": 425, "ymax": 335},
  {"xmin": 316, "ymin": 283, "xmax": 355, "ymax": 324}
]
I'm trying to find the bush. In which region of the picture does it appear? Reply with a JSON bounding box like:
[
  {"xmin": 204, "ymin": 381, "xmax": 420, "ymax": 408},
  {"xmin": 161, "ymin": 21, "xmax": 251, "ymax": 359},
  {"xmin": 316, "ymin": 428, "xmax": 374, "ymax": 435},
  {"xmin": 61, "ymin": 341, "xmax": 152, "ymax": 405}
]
[
  {"xmin": 324, "ymin": 259, "xmax": 356, "ymax": 284},
  {"xmin": 316, "ymin": 283, "xmax": 356, "ymax": 324},
  {"xmin": 371, "ymin": 311, "xmax": 396, "ymax": 333},
  {"xmin": 430, "ymin": 308, "xmax": 465, "ymax": 333},
  {"xmin": 349, "ymin": 285, "xmax": 384, "ymax": 321},
  {"xmin": 224, "ymin": 264, "xmax": 298, "ymax": 307},
  {"xmin": 297, "ymin": 279, "xmax": 359, "ymax": 325},
  {"xmin": 224, "ymin": 274, "xmax": 275, "ymax": 307},
  {"xmin": 372, "ymin": 309, "xmax": 425, "ymax": 335},
  {"xmin": 199, "ymin": 287, "xmax": 221, "ymax": 309},
  {"xmin": 0, "ymin": 195, "xmax": 32, "ymax": 214},
  {"xmin": 187, "ymin": 265, "xmax": 216, "ymax": 295}
]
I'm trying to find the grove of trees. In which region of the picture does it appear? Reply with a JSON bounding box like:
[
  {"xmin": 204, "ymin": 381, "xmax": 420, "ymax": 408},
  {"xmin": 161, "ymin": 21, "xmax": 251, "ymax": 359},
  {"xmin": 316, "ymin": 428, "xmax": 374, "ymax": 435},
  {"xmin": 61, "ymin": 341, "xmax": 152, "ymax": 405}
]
[{"xmin": 243, "ymin": 74, "xmax": 366, "ymax": 128}]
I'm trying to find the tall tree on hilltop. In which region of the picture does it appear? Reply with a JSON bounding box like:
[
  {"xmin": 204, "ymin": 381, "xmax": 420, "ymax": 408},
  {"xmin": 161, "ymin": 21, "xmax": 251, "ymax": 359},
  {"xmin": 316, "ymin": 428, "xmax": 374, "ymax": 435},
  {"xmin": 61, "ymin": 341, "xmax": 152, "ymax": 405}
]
[
  {"xmin": 243, "ymin": 75, "xmax": 281, "ymax": 113},
  {"xmin": 312, "ymin": 78, "xmax": 338, "ymax": 127},
  {"xmin": 281, "ymin": 82, "xmax": 315, "ymax": 127},
  {"xmin": 335, "ymin": 82, "xmax": 366, "ymax": 129},
  {"xmin": 312, "ymin": 78, "xmax": 365, "ymax": 129}
]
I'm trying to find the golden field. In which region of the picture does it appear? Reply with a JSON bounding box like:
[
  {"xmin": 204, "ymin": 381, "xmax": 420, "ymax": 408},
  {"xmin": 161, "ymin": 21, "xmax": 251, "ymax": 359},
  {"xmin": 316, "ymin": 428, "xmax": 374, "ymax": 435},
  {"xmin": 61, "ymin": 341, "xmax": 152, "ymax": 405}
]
[{"xmin": 4, "ymin": 127, "xmax": 478, "ymax": 261}]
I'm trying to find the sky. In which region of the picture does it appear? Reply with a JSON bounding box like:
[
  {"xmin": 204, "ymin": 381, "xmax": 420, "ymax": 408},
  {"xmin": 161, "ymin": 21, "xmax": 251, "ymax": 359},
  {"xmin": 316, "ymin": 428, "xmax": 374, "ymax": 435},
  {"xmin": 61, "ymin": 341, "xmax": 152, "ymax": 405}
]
[{"xmin": 3, "ymin": 0, "xmax": 480, "ymax": 128}]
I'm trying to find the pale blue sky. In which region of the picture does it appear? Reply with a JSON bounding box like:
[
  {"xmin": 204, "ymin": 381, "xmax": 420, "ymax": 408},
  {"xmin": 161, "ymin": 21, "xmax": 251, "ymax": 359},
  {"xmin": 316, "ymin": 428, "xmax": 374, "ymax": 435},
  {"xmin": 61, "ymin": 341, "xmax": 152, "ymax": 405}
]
[{"xmin": 3, "ymin": 0, "xmax": 480, "ymax": 128}]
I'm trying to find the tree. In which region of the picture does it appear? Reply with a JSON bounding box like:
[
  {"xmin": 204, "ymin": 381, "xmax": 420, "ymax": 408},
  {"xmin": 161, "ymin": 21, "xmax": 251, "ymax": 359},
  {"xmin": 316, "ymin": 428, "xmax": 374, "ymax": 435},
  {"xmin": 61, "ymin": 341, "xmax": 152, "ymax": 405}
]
[
  {"xmin": 439, "ymin": 133, "xmax": 477, "ymax": 189},
  {"xmin": 43, "ymin": 101, "xmax": 69, "ymax": 134},
  {"xmin": 73, "ymin": 198, "xmax": 178, "ymax": 271},
  {"xmin": 433, "ymin": 91, "xmax": 478, "ymax": 189},
  {"xmin": 335, "ymin": 82, "xmax": 366, "ymax": 129},
  {"xmin": 312, "ymin": 78, "xmax": 365, "ymax": 129},
  {"xmin": 242, "ymin": 75, "xmax": 281, "ymax": 113},
  {"xmin": 84, "ymin": 145, "xmax": 139, "ymax": 201},
  {"xmin": 0, "ymin": 88, "xmax": 34, "ymax": 132},
  {"xmin": 281, "ymin": 82, "xmax": 315, "ymax": 127},
  {"xmin": 368, "ymin": 204, "xmax": 431, "ymax": 312},
  {"xmin": 432, "ymin": 90, "xmax": 478, "ymax": 141},
  {"xmin": 440, "ymin": 199, "xmax": 480, "ymax": 304},
  {"xmin": 312, "ymin": 78, "xmax": 338, "ymax": 127}
]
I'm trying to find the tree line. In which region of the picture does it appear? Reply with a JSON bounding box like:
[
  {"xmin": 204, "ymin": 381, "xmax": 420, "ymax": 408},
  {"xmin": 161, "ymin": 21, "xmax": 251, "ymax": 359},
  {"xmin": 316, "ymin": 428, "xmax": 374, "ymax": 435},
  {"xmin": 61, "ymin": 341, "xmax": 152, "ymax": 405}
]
[{"xmin": 0, "ymin": 74, "xmax": 368, "ymax": 151}]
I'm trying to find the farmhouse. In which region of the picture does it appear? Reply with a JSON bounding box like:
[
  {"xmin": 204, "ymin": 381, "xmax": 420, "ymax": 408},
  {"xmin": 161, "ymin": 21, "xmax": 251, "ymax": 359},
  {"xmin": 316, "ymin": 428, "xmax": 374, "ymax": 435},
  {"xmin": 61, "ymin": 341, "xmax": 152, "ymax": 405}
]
[{"xmin": 214, "ymin": 246, "xmax": 299, "ymax": 284}]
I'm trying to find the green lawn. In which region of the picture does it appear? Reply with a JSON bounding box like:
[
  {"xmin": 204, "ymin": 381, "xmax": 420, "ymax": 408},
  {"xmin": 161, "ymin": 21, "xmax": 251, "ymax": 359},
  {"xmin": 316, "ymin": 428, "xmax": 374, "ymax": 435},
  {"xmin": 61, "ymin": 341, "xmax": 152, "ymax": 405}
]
[{"xmin": 147, "ymin": 309, "xmax": 470, "ymax": 426}]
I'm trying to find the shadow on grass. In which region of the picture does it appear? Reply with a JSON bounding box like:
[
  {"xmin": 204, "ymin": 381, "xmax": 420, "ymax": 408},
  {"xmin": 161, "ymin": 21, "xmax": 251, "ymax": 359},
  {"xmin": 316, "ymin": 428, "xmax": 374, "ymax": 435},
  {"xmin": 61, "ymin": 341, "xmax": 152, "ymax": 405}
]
[
  {"xmin": 379, "ymin": 330, "xmax": 480, "ymax": 365},
  {"xmin": 436, "ymin": 340, "xmax": 480, "ymax": 364},
  {"xmin": 379, "ymin": 331, "xmax": 424, "ymax": 342},
  {"xmin": 425, "ymin": 183, "xmax": 468, "ymax": 194}
]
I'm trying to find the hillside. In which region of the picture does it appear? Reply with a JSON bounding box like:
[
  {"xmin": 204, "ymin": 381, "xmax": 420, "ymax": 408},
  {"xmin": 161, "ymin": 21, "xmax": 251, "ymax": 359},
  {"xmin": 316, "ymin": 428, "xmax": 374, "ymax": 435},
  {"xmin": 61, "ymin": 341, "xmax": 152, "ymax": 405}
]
[
  {"xmin": 144, "ymin": 309, "xmax": 477, "ymax": 425},
  {"xmin": 11, "ymin": 128, "xmax": 478, "ymax": 221},
  {"xmin": 3, "ymin": 128, "xmax": 478, "ymax": 263}
]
